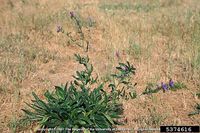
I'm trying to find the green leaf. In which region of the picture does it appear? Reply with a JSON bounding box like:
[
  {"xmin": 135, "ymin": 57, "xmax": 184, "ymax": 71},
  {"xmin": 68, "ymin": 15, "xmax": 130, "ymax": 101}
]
[
  {"xmin": 102, "ymin": 113, "xmax": 114, "ymax": 125},
  {"xmin": 44, "ymin": 91, "xmax": 56, "ymax": 102},
  {"xmin": 127, "ymin": 61, "xmax": 130, "ymax": 67},
  {"xmin": 40, "ymin": 116, "xmax": 49, "ymax": 125},
  {"xmin": 188, "ymin": 111, "xmax": 200, "ymax": 116},
  {"xmin": 121, "ymin": 81, "xmax": 129, "ymax": 84},
  {"xmin": 83, "ymin": 129, "xmax": 91, "ymax": 133},
  {"xmin": 24, "ymin": 102, "xmax": 45, "ymax": 114},
  {"xmin": 22, "ymin": 109, "xmax": 43, "ymax": 121},
  {"xmin": 32, "ymin": 92, "xmax": 49, "ymax": 111},
  {"xmin": 55, "ymin": 86, "xmax": 65, "ymax": 99}
]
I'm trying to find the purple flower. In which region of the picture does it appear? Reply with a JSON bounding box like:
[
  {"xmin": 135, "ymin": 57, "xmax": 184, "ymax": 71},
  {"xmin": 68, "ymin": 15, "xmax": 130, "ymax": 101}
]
[
  {"xmin": 56, "ymin": 25, "xmax": 62, "ymax": 33},
  {"xmin": 69, "ymin": 11, "xmax": 75, "ymax": 18},
  {"xmin": 169, "ymin": 79, "xmax": 174, "ymax": 88},
  {"xmin": 161, "ymin": 82, "xmax": 168, "ymax": 91},
  {"xmin": 121, "ymin": 65, "xmax": 128, "ymax": 71}
]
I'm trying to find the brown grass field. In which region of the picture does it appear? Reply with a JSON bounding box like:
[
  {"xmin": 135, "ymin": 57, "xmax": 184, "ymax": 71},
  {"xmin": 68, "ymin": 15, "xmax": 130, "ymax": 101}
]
[{"xmin": 0, "ymin": 0, "xmax": 200, "ymax": 132}]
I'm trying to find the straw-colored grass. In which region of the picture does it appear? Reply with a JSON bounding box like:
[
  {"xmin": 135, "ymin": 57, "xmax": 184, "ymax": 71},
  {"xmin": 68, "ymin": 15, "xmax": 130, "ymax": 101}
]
[{"xmin": 0, "ymin": 0, "xmax": 200, "ymax": 132}]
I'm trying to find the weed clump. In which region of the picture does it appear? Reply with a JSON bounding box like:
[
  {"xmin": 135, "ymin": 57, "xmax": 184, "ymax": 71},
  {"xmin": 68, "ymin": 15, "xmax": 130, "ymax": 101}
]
[
  {"xmin": 22, "ymin": 54, "xmax": 136, "ymax": 132},
  {"xmin": 142, "ymin": 79, "xmax": 187, "ymax": 95},
  {"xmin": 109, "ymin": 61, "xmax": 137, "ymax": 100}
]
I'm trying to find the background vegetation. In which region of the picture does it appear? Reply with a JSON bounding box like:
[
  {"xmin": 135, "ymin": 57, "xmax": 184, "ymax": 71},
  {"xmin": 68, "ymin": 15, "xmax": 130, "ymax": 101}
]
[{"xmin": 0, "ymin": 0, "xmax": 200, "ymax": 132}]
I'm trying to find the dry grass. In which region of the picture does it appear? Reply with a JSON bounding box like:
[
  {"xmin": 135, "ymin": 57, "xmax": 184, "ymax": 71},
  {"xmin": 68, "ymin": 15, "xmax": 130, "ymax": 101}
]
[{"xmin": 0, "ymin": 0, "xmax": 200, "ymax": 132}]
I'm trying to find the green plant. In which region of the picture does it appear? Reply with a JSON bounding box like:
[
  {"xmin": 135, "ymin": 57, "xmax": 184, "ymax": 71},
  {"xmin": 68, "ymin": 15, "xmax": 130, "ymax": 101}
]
[
  {"xmin": 142, "ymin": 83, "xmax": 160, "ymax": 95},
  {"xmin": 22, "ymin": 54, "xmax": 123, "ymax": 132},
  {"xmin": 109, "ymin": 61, "xmax": 137, "ymax": 100},
  {"xmin": 196, "ymin": 91, "xmax": 200, "ymax": 99},
  {"xmin": 188, "ymin": 103, "xmax": 200, "ymax": 116},
  {"xmin": 57, "ymin": 12, "xmax": 90, "ymax": 52},
  {"xmin": 142, "ymin": 80, "xmax": 186, "ymax": 95},
  {"xmin": 170, "ymin": 81, "xmax": 187, "ymax": 91}
]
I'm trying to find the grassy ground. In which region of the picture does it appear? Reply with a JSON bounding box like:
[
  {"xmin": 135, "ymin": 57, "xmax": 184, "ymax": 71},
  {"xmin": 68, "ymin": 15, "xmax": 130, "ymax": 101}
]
[{"xmin": 0, "ymin": 0, "xmax": 200, "ymax": 132}]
